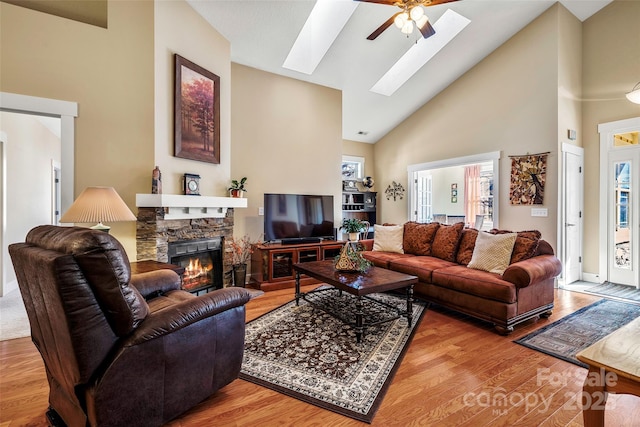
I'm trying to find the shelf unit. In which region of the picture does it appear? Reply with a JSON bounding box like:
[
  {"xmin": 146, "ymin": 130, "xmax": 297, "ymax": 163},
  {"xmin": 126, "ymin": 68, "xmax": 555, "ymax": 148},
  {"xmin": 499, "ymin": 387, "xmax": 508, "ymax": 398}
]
[
  {"xmin": 341, "ymin": 191, "xmax": 377, "ymax": 239},
  {"xmin": 250, "ymin": 241, "xmax": 345, "ymax": 291}
]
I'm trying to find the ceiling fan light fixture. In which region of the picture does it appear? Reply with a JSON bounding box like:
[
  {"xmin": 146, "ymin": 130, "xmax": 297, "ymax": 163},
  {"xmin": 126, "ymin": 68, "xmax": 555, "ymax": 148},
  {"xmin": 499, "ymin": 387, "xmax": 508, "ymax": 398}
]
[
  {"xmin": 401, "ymin": 21, "xmax": 414, "ymax": 35},
  {"xmin": 394, "ymin": 12, "xmax": 408, "ymax": 29},
  {"xmin": 626, "ymin": 82, "xmax": 640, "ymax": 104},
  {"xmin": 410, "ymin": 5, "xmax": 424, "ymax": 21}
]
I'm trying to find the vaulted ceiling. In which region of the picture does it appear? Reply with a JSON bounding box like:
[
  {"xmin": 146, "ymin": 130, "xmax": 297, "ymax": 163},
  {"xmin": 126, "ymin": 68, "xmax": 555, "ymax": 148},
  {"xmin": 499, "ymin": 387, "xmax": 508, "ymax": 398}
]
[{"xmin": 192, "ymin": 1, "xmax": 612, "ymax": 144}]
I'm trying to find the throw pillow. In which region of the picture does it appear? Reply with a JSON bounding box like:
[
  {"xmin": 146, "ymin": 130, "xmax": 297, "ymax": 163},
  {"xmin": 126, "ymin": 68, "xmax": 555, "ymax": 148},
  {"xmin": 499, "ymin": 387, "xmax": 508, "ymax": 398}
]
[
  {"xmin": 456, "ymin": 228, "xmax": 479, "ymax": 266},
  {"xmin": 490, "ymin": 229, "xmax": 541, "ymax": 263},
  {"xmin": 431, "ymin": 222, "xmax": 464, "ymax": 262},
  {"xmin": 403, "ymin": 222, "xmax": 440, "ymax": 256},
  {"xmin": 467, "ymin": 231, "xmax": 518, "ymax": 275},
  {"xmin": 373, "ymin": 224, "xmax": 404, "ymax": 253}
]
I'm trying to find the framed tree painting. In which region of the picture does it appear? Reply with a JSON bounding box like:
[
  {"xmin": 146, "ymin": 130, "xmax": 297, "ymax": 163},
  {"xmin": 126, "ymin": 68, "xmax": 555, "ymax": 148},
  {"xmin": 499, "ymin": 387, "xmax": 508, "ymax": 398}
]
[{"xmin": 174, "ymin": 54, "xmax": 220, "ymax": 164}]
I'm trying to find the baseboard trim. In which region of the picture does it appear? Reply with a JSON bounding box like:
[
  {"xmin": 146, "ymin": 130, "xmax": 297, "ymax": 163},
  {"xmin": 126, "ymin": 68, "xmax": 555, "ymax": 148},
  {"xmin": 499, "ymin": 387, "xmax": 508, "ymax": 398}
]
[{"xmin": 581, "ymin": 273, "xmax": 601, "ymax": 284}]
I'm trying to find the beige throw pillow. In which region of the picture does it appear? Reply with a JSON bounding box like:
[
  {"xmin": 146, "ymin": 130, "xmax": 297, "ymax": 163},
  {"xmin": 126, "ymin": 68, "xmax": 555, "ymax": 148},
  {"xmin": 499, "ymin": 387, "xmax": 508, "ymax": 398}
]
[
  {"xmin": 467, "ymin": 231, "xmax": 517, "ymax": 275},
  {"xmin": 373, "ymin": 224, "xmax": 404, "ymax": 253}
]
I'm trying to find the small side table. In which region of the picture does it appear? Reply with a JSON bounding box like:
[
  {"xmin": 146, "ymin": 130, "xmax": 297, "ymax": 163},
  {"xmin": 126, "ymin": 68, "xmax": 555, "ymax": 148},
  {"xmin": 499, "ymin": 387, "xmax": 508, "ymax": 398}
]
[{"xmin": 130, "ymin": 260, "xmax": 185, "ymax": 279}]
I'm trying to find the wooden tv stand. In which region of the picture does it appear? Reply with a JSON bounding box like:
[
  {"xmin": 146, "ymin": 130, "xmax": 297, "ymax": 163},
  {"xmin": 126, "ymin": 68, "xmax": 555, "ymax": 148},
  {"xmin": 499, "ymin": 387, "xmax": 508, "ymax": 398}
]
[{"xmin": 250, "ymin": 240, "xmax": 345, "ymax": 291}]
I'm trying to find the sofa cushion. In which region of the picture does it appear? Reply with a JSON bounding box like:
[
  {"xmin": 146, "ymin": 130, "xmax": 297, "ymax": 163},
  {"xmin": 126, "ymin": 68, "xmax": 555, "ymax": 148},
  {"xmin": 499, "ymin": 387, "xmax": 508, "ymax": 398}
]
[
  {"xmin": 467, "ymin": 231, "xmax": 517, "ymax": 274},
  {"xmin": 373, "ymin": 224, "xmax": 404, "ymax": 253},
  {"xmin": 432, "ymin": 265, "xmax": 517, "ymax": 304},
  {"xmin": 361, "ymin": 251, "xmax": 414, "ymax": 268},
  {"xmin": 388, "ymin": 256, "xmax": 457, "ymax": 283},
  {"xmin": 403, "ymin": 221, "xmax": 440, "ymax": 256},
  {"xmin": 491, "ymin": 229, "xmax": 541, "ymax": 263},
  {"xmin": 431, "ymin": 222, "xmax": 464, "ymax": 262},
  {"xmin": 456, "ymin": 228, "xmax": 479, "ymax": 266}
]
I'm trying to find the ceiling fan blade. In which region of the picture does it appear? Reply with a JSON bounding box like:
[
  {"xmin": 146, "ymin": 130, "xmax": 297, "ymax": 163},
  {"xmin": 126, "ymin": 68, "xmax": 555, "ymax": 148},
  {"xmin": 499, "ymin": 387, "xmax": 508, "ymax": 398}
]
[
  {"xmin": 367, "ymin": 13, "xmax": 400, "ymax": 40},
  {"xmin": 422, "ymin": 0, "xmax": 460, "ymax": 7},
  {"xmin": 353, "ymin": 0, "xmax": 398, "ymax": 5},
  {"xmin": 419, "ymin": 20, "xmax": 436, "ymax": 39}
]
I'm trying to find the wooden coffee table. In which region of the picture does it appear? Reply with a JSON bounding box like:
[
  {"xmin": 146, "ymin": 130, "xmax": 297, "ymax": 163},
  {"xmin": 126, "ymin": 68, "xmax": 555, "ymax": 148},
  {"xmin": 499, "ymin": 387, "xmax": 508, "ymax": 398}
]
[{"xmin": 293, "ymin": 260, "xmax": 418, "ymax": 343}]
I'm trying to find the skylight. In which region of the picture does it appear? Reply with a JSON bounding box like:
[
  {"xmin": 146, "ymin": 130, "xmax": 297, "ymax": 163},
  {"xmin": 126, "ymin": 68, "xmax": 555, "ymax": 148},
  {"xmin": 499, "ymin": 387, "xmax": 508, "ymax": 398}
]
[
  {"xmin": 282, "ymin": 0, "xmax": 358, "ymax": 75},
  {"xmin": 370, "ymin": 9, "xmax": 471, "ymax": 96}
]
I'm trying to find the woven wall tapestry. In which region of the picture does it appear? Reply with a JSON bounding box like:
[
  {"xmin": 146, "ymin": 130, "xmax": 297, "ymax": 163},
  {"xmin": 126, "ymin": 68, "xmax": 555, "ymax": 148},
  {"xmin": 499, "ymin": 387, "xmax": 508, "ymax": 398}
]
[{"xmin": 509, "ymin": 152, "xmax": 548, "ymax": 205}]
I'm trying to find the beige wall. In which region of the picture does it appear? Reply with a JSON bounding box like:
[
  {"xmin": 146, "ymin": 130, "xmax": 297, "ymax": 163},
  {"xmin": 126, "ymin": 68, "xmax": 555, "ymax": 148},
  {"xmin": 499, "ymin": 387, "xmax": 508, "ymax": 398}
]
[
  {"xmin": 0, "ymin": 0, "xmax": 154, "ymax": 257},
  {"xmin": 231, "ymin": 63, "xmax": 343, "ymax": 241},
  {"xmin": 557, "ymin": 4, "xmax": 583, "ymax": 148},
  {"xmin": 374, "ymin": 5, "xmax": 562, "ymax": 250},
  {"xmin": 154, "ymin": 0, "xmax": 231, "ymax": 196},
  {"xmin": 581, "ymin": 0, "xmax": 640, "ymax": 276}
]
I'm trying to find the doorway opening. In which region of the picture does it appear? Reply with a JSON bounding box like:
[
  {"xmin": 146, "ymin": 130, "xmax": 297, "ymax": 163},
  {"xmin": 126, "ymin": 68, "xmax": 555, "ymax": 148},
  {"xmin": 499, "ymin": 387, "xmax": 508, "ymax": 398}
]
[
  {"xmin": 0, "ymin": 92, "xmax": 77, "ymax": 296},
  {"xmin": 407, "ymin": 151, "xmax": 500, "ymax": 229}
]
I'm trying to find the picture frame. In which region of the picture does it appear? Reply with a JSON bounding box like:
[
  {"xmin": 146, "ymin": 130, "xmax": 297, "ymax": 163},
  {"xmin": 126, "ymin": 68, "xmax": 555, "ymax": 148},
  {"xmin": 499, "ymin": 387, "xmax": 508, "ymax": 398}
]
[
  {"xmin": 451, "ymin": 189, "xmax": 458, "ymax": 197},
  {"xmin": 174, "ymin": 54, "xmax": 220, "ymax": 164},
  {"xmin": 451, "ymin": 196, "xmax": 458, "ymax": 203},
  {"xmin": 451, "ymin": 183, "xmax": 458, "ymax": 190}
]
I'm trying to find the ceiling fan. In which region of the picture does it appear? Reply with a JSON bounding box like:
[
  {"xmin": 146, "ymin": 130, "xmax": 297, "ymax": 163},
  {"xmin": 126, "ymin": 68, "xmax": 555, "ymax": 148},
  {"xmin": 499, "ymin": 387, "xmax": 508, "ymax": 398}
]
[{"xmin": 356, "ymin": 0, "xmax": 461, "ymax": 40}]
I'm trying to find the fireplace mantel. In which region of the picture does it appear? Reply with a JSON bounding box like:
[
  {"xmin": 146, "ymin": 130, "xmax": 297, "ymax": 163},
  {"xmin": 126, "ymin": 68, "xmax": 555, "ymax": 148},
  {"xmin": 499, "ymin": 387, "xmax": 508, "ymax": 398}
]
[{"xmin": 136, "ymin": 194, "xmax": 247, "ymax": 220}]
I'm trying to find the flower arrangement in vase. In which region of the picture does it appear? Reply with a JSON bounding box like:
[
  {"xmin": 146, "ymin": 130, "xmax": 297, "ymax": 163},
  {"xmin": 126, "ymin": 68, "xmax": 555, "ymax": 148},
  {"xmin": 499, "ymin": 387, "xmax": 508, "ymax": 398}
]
[{"xmin": 228, "ymin": 234, "xmax": 261, "ymax": 286}]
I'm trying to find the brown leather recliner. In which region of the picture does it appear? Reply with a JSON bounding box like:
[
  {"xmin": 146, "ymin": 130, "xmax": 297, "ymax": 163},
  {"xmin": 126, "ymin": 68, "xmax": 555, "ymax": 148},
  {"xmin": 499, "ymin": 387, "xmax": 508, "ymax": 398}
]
[{"xmin": 9, "ymin": 225, "xmax": 251, "ymax": 427}]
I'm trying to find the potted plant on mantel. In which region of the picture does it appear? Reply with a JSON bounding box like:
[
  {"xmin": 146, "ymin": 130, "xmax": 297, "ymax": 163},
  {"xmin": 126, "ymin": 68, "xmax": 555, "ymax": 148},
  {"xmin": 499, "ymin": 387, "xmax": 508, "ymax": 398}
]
[
  {"xmin": 228, "ymin": 177, "xmax": 247, "ymax": 198},
  {"xmin": 340, "ymin": 218, "xmax": 367, "ymax": 242}
]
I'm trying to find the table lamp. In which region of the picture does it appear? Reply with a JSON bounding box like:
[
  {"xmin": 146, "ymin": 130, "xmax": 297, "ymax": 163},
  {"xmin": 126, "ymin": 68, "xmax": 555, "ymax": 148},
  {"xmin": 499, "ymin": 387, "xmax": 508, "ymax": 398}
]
[{"xmin": 59, "ymin": 186, "xmax": 136, "ymax": 233}]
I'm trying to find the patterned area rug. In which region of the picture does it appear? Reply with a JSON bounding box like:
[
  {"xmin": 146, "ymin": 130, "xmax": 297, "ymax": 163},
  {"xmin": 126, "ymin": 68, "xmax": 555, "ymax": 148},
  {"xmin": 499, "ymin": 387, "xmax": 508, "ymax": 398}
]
[
  {"xmin": 585, "ymin": 282, "xmax": 640, "ymax": 303},
  {"xmin": 514, "ymin": 299, "xmax": 640, "ymax": 368},
  {"xmin": 240, "ymin": 289, "xmax": 427, "ymax": 423}
]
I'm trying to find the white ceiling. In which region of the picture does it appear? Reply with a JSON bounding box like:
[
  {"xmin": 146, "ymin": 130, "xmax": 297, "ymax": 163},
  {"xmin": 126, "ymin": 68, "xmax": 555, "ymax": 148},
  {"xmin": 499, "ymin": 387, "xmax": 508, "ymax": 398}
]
[{"xmin": 187, "ymin": 0, "xmax": 612, "ymax": 143}]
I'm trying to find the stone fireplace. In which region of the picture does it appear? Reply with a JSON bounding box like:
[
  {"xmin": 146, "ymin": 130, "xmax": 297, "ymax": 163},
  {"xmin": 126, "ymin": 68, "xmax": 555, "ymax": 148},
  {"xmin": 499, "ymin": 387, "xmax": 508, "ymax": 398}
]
[{"xmin": 136, "ymin": 194, "xmax": 248, "ymax": 288}]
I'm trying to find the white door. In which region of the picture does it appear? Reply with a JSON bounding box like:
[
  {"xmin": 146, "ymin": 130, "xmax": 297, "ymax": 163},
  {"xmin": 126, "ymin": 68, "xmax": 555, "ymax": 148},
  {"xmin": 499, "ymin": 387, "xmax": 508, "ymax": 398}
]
[
  {"xmin": 413, "ymin": 173, "xmax": 432, "ymax": 222},
  {"xmin": 608, "ymin": 148, "xmax": 639, "ymax": 287},
  {"xmin": 561, "ymin": 143, "xmax": 583, "ymax": 285}
]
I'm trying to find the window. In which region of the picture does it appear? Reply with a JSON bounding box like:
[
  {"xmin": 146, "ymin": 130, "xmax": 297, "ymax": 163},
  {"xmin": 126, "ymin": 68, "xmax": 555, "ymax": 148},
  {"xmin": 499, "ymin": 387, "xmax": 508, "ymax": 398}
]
[{"xmin": 341, "ymin": 155, "xmax": 364, "ymax": 180}]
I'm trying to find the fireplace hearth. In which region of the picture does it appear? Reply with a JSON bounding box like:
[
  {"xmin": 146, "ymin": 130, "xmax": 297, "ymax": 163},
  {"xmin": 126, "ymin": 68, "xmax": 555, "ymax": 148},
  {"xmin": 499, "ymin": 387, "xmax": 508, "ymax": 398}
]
[{"xmin": 168, "ymin": 238, "xmax": 223, "ymax": 293}]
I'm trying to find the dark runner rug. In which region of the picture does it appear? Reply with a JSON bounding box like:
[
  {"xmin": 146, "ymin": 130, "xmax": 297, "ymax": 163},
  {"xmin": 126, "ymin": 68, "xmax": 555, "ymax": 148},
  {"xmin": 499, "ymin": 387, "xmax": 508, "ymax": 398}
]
[
  {"xmin": 239, "ymin": 289, "xmax": 427, "ymax": 423},
  {"xmin": 514, "ymin": 299, "xmax": 640, "ymax": 368},
  {"xmin": 584, "ymin": 282, "xmax": 640, "ymax": 303}
]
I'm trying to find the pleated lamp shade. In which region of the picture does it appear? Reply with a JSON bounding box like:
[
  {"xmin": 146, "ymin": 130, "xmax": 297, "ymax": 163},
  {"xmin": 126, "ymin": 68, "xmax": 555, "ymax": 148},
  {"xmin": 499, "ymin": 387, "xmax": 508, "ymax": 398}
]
[{"xmin": 59, "ymin": 187, "xmax": 136, "ymax": 233}]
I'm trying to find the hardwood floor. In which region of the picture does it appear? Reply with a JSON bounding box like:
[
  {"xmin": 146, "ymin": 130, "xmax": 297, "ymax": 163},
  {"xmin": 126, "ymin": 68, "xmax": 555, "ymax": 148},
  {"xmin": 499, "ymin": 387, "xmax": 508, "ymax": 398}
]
[{"xmin": 2, "ymin": 287, "xmax": 639, "ymax": 426}]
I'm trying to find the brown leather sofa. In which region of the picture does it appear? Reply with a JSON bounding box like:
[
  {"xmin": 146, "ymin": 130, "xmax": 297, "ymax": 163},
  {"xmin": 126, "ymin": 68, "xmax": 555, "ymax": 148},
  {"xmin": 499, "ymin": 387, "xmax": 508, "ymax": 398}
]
[
  {"xmin": 361, "ymin": 222, "xmax": 562, "ymax": 334},
  {"xmin": 9, "ymin": 225, "xmax": 251, "ymax": 427}
]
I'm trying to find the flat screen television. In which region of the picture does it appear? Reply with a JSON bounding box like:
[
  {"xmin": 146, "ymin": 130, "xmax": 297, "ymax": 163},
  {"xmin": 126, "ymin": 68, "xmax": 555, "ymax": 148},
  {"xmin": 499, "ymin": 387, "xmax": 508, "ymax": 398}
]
[{"xmin": 264, "ymin": 193, "xmax": 335, "ymax": 244}]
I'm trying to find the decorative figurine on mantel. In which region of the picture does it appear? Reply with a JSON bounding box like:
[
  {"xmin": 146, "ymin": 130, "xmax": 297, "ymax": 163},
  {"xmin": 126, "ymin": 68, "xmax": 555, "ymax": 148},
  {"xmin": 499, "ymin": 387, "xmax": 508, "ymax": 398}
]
[{"xmin": 152, "ymin": 166, "xmax": 162, "ymax": 194}]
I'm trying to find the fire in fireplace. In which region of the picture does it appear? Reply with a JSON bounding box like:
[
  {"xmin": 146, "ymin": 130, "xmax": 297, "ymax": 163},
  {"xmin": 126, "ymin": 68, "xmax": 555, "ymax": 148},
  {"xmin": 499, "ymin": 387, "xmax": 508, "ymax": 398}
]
[{"xmin": 168, "ymin": 238, "xmax": 223, "ymax": 293}]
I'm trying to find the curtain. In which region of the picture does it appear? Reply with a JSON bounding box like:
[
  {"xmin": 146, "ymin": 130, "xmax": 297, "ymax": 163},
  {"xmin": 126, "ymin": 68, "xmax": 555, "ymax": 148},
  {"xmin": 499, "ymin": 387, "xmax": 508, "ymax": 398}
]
[{"xmin": 464, "ymin": 165, "xmax": 481, "ymax": 228}]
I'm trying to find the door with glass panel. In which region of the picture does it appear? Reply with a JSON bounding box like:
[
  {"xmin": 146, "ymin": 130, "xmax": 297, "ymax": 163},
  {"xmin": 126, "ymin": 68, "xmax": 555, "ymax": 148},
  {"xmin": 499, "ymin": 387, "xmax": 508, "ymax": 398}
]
[
  {"xmin": 413, "ymin": 173, "xmax": 432, "ymax": 222},
  {"xmin": 608, "ymin": 136, "xmax": 639, "ymax": 287}
]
